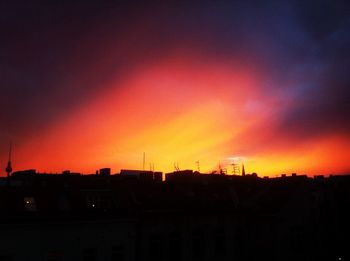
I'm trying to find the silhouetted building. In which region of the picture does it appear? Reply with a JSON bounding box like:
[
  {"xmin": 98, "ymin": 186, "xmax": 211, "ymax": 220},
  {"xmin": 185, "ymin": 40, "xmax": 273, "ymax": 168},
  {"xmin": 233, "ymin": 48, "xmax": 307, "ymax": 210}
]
[
  {"xmin": 120, "ymin": 169, "xmax": 162, "ymax": 182},
  {"xmin": 0, "ymin": 169, "xmax": 349, "ymax": 261},
  {"xmin": 99, "ymin": 167, "xmax": 111, "ymax": 176}
]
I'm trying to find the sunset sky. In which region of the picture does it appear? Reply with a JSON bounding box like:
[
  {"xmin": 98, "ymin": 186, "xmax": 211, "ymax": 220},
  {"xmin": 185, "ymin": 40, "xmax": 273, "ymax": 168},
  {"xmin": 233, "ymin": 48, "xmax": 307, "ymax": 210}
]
[{"xmin": 1, "ymin": 1, "xmax": 349, "ymax": 177}]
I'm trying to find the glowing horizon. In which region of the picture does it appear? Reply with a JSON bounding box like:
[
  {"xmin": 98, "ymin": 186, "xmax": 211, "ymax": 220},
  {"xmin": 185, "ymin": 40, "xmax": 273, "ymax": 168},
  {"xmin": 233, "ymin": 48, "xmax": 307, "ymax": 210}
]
[
  {"xmin": 1, "ymin": 2, "xmax": 349, "ymax": 177},
  {"xmin": 5, "ymin": 56, "xmax": 350, "ymax": 177}
]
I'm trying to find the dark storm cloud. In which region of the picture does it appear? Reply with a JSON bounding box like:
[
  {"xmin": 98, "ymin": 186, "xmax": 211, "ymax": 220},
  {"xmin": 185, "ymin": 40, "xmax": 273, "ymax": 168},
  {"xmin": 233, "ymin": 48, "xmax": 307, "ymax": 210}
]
[
  {"xmin": 275, "ymin": 0, "xmax": 350, "ymax": 139},
  {"xmin": 0, "ymin": 1, "xmax": 185, "ymax": 144},
  {"xmin": 1, "ymin": 2, "xmax": 98, "ymax": 137},
  {"xmin": 0, "ymin": 1, "xmax": 136, "ymax": 143},
  {"xmin": 0, "ymin": 0, "xmax": 349, "ymax": 150}
]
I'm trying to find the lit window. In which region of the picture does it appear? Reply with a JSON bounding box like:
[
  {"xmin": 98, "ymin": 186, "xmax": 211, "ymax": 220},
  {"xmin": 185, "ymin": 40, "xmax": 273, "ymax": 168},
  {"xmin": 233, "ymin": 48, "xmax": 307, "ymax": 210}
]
[
  {"xmin": 86, "ymin": 195, "xmax": 100, "ymax": 209},
  {"xmin": 24, "ymin": 197, "xmax": 37, "ymax": 212}
]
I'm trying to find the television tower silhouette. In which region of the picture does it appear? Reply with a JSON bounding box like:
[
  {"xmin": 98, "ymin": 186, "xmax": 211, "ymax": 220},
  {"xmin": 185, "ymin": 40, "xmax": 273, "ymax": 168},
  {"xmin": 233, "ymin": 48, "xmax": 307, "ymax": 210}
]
[
  {"xmin": 242, "ymin": 162, "xmax": 246, "ymax": 176},
  {"xmin": 5, "ymin": 142, "xmax": 12, "ymax": 177}
]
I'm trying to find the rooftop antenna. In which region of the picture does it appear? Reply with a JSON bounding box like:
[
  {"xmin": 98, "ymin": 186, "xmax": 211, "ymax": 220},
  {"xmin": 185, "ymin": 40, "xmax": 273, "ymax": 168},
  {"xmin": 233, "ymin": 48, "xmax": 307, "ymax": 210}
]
[
  {"xmin": 219, "ymin": 161, "xmax": 223, "ymax": 174},
  {"xmin": 231, "ymin": 161, "xmax": 240, "ymax": 175},
  {"xmin": 195, "ymin": 161, "xmax": 200, "ymax": 172},
  {"xmin": 149, "ymin": 163, "xmax": 155, "ymax": 172},
  {"xmin": 174, "ymin": 162, "xmax": 180, "ymax": 172},
  {"xmin": 5, "ymin": 142, "xmax": 13, "ymax": 177},
  {"xmin": 143, "ymin": 152, "xmax": 145, "ymax": 171}
]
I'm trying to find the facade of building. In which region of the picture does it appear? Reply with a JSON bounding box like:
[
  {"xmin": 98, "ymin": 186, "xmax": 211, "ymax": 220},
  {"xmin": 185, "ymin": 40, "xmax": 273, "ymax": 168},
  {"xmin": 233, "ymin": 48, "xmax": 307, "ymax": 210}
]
[{"xmin": 0, "ymin": 170, "xmax": 349, "ymax": 261}]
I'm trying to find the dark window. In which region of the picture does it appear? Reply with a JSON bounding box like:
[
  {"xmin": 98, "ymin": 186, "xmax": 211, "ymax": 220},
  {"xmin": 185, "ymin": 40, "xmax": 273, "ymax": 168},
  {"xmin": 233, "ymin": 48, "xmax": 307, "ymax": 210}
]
[
  {"xmin": 169, "ymin": 233, "xmax": 182, "ymax": 261},
  {"xmin": 214, "ymin": 228, "xmax": 226, "ymax": 257},
  {"xmin": 47, "ymin": 251, "xmax": 63, "ymax": 261},
  {"xmin": 290, "ymin": 226, "xmax": 305, "ymax": 252},
  {"xmin": 111, "ymin": 245, "xmax": 124, "ymax": 261},
  {"xmin": 83, "ymin": 248, "xmax": 96, "ymax": 261},
  {"xmin": 0, "ymin": 255, "xmax": 14, "ymax": 261},
  {"xmin": 192, "ymin": 229, "xmax": 205, "ymax": 260},
  {"xmin": 149, "ymin": 235, "xmax": 162, "ymax": 261}
]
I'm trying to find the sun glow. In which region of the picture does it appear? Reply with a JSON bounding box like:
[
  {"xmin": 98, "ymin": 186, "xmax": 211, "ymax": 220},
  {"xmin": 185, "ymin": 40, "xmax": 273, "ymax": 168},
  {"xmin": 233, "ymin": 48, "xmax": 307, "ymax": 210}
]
[{"xmin": 10, "ymin": 57, "xmax": 350, "ymax": 177}]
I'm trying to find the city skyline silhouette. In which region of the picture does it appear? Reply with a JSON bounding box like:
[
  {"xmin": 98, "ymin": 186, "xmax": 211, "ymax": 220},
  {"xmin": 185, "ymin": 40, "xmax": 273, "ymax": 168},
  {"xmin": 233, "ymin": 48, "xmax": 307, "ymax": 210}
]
[
  {"xmin": 1, "ymin": 1, "xmax": 349, "ymax": 260},
  {"xmin": 1, "ymin": 1, "xmax": 350, "ymax": 177},
  {"xmin": 1, "ymin": 166, "xmax": 349, "ymax": 260}
]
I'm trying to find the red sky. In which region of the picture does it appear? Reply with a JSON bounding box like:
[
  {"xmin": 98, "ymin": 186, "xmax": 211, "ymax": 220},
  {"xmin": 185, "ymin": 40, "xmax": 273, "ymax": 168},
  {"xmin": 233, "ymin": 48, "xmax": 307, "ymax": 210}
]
[
  {"xmin": 10, "ymin": 55, "xmax": 350, "ymax": 177},
  {"xmin": 1, "ymin": 1, "xmax": 350, "ymax": 177}
]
